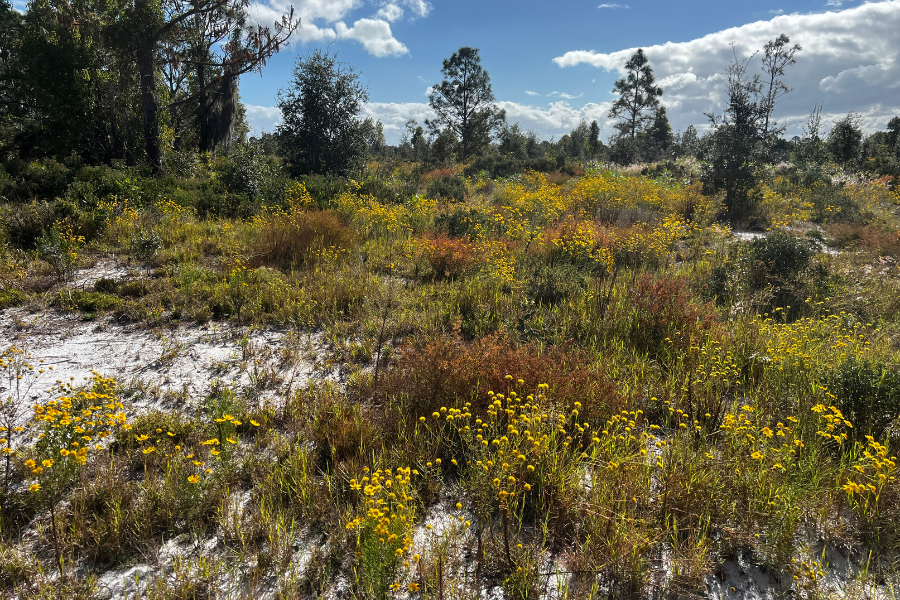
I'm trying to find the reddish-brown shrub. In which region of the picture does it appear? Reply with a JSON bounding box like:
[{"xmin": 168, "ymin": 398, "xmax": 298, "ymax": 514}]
[
  {"xmin": 628, "ymin": 274, "xmax": 717, "ymax": 359},
  {"xmin": 368, "ymin": 331, "xmax": 623, "ymax": 427},
  {"xmin": 422, "ymin": 234, "xmax": 478, "ymax": 279},
  {"xmin": 421, "ymin": 167, "xmax": 458, "ymax": 183},
  {"xmin": 827, "ymin": 223, "xmax": 900, "ymax": 256}
]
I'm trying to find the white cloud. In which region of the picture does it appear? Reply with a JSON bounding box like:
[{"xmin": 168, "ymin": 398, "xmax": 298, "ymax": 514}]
[
  {"xmin": 249, "ymin": 0, "xmax": 420, "ymax": 56},
  {"xmin": 335, "ymin": 18, "xmax": 408, "ymax": 56},
  {"xmin": 769, "ymin": 9, "xmax": 784, "ymax": 15},
  {"xmin": 597, "ymin": 3, "xmax": 629, "ymax": 8},
  {"xmin": 498, "ymin": 101, "xmax": 613, "ymax": 135},
  {"xmin": 524, "ymin": 90, "xmax": 540, "ymax": 96},
  {"xmin": 244, "ymin": 104, "xmax": 283, "ymax": 136},
  {"xmin": 375, "ymin": 3, "xmax": 404, "ymax": 21},
  {"xmin": 553, "ymin": 0, "xmax": 900, "ymax": 136},
  {"xmin": 403, "ymin": 0, "xmax": 431, "ymax": 18},
  {"xmin": 361, "ymin": 102, "xmax": 434, "ymax": 140}
]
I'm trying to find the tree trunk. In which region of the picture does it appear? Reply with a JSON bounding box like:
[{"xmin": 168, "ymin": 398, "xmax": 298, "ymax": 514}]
[
  {"xmin": 137, "ymin": 39, "xmax": 162, "ymax": 174},
  {"xmin": 197, "ymin": 58, "xmax": 209, "ymax": 154},
  {"xmin": 134, "ymin": 0, "xmax": 162, "ymax": 175}
]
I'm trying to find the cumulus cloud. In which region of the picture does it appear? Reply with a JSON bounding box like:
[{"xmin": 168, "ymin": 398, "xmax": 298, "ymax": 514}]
[
  {"xmin": 525, "ymin": 90, "xmax": 540, "ymax": 96},
  {"xmin": 249, "ymin": 0, "xmax": 356, "ymax": 43},
  {"xmin": 361, "ymin": 102, "xmax": 434, "ymax": 139},
  {"xmin": 249, "ymin": 0, "xmax": 417, "ymax": 56},
  {"xmin": 244, "ymin": 104, "xmax": 283, "ymax": 136},
  {"xmin": 597, "ymin": 3, "xmax": 629, "ymax": 8},
  {"xmin": 403, "ymin": 0, "xmax": 431, "ymax": 18},
  {"xmin": 335, "ymin": 18, "xmax": 408, "ymax": 56},
  {"xmin": 498, "ymin": 101, "xmax": 614, "ymax": 135},
  {"xmin": 553, "ymin": 0, "xmax": 900, "ymax": 135},
  {"xmin": 375, "ymin": 3, "xmax": 404, "ymax": 22}
]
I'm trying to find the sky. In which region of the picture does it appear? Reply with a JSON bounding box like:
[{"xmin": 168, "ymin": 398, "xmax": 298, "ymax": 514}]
[{"xmin": 237, "ymin": 0, "xmax": 900, "ymax": 144}]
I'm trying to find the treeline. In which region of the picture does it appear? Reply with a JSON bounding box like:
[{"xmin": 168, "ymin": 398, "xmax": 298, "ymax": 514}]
[
  {"xmin": 0, "ymin": 0, "xmax": 296, "ymax": 172},
  {"xmin": 0, "ymin": 0, "xmax": 898, "ymax": 206}
]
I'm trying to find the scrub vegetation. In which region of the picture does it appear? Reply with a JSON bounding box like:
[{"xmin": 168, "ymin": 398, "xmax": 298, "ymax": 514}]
[
  {"xmin": 2, "ymin": 156, "xmax": 900, "ymax": 599},
  {"xmin": 2, "ymin": 4, "xmax": 900, "ymax": 595}
]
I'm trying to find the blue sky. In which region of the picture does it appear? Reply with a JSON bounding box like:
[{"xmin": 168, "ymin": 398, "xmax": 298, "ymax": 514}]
[{"xmin": 240, "ymin": 0, "xmax": 900, "ymax": 143}]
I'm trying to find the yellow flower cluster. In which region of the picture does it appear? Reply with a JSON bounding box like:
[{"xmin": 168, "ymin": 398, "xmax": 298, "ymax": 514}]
[
  {"xmin": 155, "ymin": 197, "xmax": 191, "ymax": 217},
  {"xmin": 334, "ymin": 190, "xmax": 436, "ymax": 238},
  {"xmin": 720, "ymin": 404, "xmax": 804, "ymax": 471},
  {"xmin": 494, "ymin": 172, "xmax": 568, "ymax": 240},
  {"xmin": 757, "ymin": 312, "xmax": 873, "ymax": 375},
  {"xmin": 843, "ymin": 436, "xmax": 897, "ymax": 505},
  {"xmin": 346, "ymin": 466, "xmax": 417, "ymax": 560},
  {"xmin": 617, "ymin": 215, "xmax": 687, "ymax": 267},
  {"xmin": 26, "ymin": 375, "xmax": 130, "ymax": 492},
  {"xmin": 811, "ymin": 404, "xmax": 852, "ymax": 445},
  {"xmin": 284, "ymin": 181, "xmax": 314, "ymax": 211},
  {"xmin": 543, "ymin": 220, "xmax": 615, "ymax": 276},
  {"xmin": 692, "ymin": 339, "xmax": 743, "ymax": 389}
]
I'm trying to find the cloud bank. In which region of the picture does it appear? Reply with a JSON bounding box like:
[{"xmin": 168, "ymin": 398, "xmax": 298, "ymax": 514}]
[
  {"xmin": 244, "ymin": 1, "xmax": 900, "ymax": 143},
  {"xmin": 249, "ymin": 0, "xmax": 415, "ymax": 57},
  {"xmin": 553, "ymin": 0, "xmax": 900, "ymax": 135}
]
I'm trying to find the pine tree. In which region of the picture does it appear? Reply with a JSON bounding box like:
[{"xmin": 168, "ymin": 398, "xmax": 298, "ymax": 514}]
[
  {"xmin": 427, "ymin": 47, "xmax": 505, "ymax": 160},
  {"xmin": 608, "ymin": 49, "xmax": 663, "ymax": 140}
]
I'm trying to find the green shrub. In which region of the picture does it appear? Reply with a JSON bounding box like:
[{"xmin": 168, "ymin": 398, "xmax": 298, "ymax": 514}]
[
  {"xmin": 52, "ymin": 289, "xmax": 121, "ymax": 312},
  {"xmin": 829, "ymin": 358, "xmax": 900, "ymax": 440},
  {"xmin": 807, "ymin": 182, "xmax": 860, "ymax": 224},
  {"xmin": 747, "ymin": 233, "xmax": 813, "ymax": 289},
  {"xmin": 0, "ymin": 289, "xmax": 25, "ymax": 309},
  {"xmin": 746, "ymin": 233, "xmax": 822, "ymax": 316},
  {"xmin": 0, "ymin": 158, "xmax": 72, "ymax": 201},
  {"xmin": 1, "ymin": 201, "xmax": 56, "ymax": 249},
  {"xmin": 434, "ymin": 207, "xmax": 491, "ymax": 239},
  {"xmin": 425, "ymin": 175, "xmax": 467, "ymax": 201},
  {"xmin": 526, "ymin": 264, "xmax": 585, "ymax": 306},
  {"xmin": 355, "ymin": 174, "xmax": 413, "ymax": 205},
  {"xmin": 298, "ymin": 174, "xmax": 349, "ymax": 208}
]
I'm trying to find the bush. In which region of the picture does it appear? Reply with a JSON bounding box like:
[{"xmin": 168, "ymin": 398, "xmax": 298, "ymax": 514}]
[
  {"xmin": 807, "ymin": 182, "xmax": 860, "ymax": 224},
  {"xmin": 422, "ymin": 234, "xmax": 477, "ymax": 279},
  {"xmin": 829, "ymin": 358, "xmax": 900, "ymax": 440},
  {"xmin": 463, "ymin": 154, "xmax": 554, "ymax": 179},
  {"xmin": 370, "ymin": 332, "xmax": 622, "ymax": 428},
  {"xmin": 0, "ymin": 158, "xmax": 72, "ymax": 201},
  {"xmin": 425, "ymin": 175, "xmax": 467, "ymax": 201},
  {"xmin": 1, "ymin": 201, "xmax": 56, "ymax": 249},
  {"xmin": 628, "ymin": 274, "xmax": 716, "ymax": 360},
  {"xmin": 211, "ymin": 145, "xmax": 291, "ymax": 210},
  {"xmin": 298, "ymin": 174, "xmax": 349, "ymax": 208},
  {"xmin": 747, "ymin": 233, "xmax": 813, "ymax": 290},
  {"xmin": 526, "ymin": 264, "xmax": 586, "ymax": 306},
  {"xmin": 434, "ymin": 207, "xmax": 491, "ymax": 239},
  {"xmin": 827, "ymin": 223, "xmax": 900, "ymax": 255},
  {"xmin": 746, "ymin": 233, "xmax": 819, "ymax": 316},
  {"xmin": 355, "ymin": 174, "xmax": 414, "ymax": 205},
  {"xmin": 250, "ymin": 209, "xmax": 355, "ymax": 271}
]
